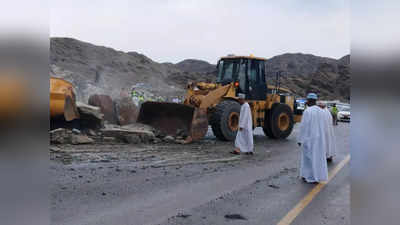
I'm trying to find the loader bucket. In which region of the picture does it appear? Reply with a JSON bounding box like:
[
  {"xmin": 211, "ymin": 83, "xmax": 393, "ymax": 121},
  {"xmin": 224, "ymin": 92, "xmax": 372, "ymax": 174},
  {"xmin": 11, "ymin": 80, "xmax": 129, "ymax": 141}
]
[{"xmin": 137, "ymin": 102, "xmax": 208, "ymax": 143}]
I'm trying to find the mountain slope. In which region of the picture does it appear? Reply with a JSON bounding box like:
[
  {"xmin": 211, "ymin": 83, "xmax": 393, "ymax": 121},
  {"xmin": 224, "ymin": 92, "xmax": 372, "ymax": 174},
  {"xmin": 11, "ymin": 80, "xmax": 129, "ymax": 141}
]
[
  {"xmin": 276, "ymin": 54, "xmax": 350, "ymax": 101},
  {"xmin": 265, "ymin": 53, "xmax": 340, "ymax": 77},
  {"xmin": 175, "ymin": 59, "xmax": 216, "ymax": 73},
  {"xmin": 50, "ymin": 37, "xmax": 350, "ymax": 102}
]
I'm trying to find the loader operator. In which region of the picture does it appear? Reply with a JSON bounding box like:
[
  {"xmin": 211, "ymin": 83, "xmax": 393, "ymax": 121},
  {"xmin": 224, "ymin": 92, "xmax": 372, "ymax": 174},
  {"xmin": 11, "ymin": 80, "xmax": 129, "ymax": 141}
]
[{"xmin": 231, "ymin": 93, "xmax": 254, "ymax": 155}]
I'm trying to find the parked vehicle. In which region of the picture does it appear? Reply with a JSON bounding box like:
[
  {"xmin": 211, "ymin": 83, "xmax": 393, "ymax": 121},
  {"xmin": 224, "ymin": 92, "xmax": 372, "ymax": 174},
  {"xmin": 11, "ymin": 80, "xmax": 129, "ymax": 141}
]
[
  {"xmin": 337, "ymin": 105, "xmax": 350, "ymax": 122},
  {"xmin": 295, "ymin": 99, "xmax": 306, "ymax": 111}
]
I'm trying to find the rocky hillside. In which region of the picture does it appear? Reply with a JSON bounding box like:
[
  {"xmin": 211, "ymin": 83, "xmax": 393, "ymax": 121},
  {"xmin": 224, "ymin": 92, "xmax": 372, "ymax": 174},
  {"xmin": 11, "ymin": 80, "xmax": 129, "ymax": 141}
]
[
  {"xmin": 265, "ymin": 53, "xmax": 340, "ymax": 77},
  {"xmin": 50, "ymin": 38, "xmax": 213, "ymax": 103},
  {"xmin": 268, "ymin": 54, "xmax": 350, "ymax": 101},
  {"xmin": 172, "ymin": 53, "xmax": 350, "ymax": 101},
  {"xmin": 50, "ymin": 37, "xmax": 349, "ymax": 103},
  {"xmin": 175, "ymin": 59, "xmax": 216, "ymax": 74}
]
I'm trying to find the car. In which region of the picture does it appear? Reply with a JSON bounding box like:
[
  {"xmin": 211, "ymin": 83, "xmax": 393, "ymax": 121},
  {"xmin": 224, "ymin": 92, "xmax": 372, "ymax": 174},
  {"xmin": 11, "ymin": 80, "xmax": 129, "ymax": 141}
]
[
  {"xmin": 295, "ymin": 99, "xmax": 306, "ymax": 111},
  {"xmin": 337, "ymin": 105, "xmax": 351, "ymax": 122}
]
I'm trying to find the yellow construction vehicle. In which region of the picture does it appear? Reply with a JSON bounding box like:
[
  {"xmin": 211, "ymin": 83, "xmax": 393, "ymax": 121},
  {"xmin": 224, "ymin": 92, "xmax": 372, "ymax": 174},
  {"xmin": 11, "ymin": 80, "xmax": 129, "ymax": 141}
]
[
  {"xmin": 50, "ymin": 77, "xmax": 80, "ymax": 121},
  {"xmin": 137, "ymin": 55, "xmax": 302, "ymax": 143}
]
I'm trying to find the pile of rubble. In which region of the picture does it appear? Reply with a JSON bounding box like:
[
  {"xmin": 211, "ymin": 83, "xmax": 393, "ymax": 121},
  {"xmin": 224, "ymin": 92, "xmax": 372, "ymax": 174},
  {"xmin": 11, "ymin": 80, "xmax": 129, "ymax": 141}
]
[
  {"xmin": 50, "ymin": 101, "xmax": 102, "ymax": 145},
  {"xmin": 152, "ymin": 128, "xmax": 189, "ymax": 144},
  {"xmin": 50, "ymin": 89, "xmax": 191, "ymax": 146},
  {"xmin": 100, "ymin": 123, "xmax": 155, "ymax": 144},
  {"xmin": 50, "ymin": 124, "xmax": 154, "ymax": 146},
  {"xmin": 101, "ymin": 123, "xmax": 192, "ymax": 144},
  {"xmin": 50, "ymin": 123, "xmax": 190, "ymax": 146},
  {"xmin": 50, "ymin": 128, "xmax": 95, "ymax": 145}
]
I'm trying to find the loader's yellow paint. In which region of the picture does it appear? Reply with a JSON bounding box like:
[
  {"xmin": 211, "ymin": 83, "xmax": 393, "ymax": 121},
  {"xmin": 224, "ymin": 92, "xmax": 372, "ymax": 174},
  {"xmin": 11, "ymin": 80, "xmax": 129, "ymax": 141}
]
[
  {"xmin": 199, "ymin": 84, "xmax": 231, "ymax": 109},
  {"xmin": 50, "ymin": 77, "xmax": 80, "ymax": 121},
  {"xmin": 278, "ymin": 113, "xmax": 290, "ymax": 131}
]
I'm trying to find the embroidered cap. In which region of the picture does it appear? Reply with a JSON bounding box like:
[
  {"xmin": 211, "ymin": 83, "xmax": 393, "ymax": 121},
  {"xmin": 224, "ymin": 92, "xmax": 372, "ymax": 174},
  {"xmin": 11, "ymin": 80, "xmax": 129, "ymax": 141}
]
[{"xmin": 306, "ymin": 93, "xmax": 318, "ymax": 100}]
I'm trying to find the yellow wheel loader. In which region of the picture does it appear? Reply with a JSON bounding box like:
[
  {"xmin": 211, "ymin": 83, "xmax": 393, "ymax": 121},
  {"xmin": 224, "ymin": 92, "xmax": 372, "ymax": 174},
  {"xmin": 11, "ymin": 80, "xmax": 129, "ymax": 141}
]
[{"xmin": 137, "ymin": 55, "xmax": 302, "ymax": 143}]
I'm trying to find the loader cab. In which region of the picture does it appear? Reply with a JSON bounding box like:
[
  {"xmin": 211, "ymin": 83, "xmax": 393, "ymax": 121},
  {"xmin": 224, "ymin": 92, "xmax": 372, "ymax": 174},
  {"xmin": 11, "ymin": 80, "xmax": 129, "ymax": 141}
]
[{"xmin": 217, "ymin": 56, "xmax": 267, "ymax": 100}]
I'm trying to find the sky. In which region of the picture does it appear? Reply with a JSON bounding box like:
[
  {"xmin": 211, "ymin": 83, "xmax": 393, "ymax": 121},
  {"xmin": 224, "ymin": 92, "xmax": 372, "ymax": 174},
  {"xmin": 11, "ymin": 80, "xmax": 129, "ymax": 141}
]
[{"xmin": 50, "ymin": 0, "xmax": 349, "ymax": 64}]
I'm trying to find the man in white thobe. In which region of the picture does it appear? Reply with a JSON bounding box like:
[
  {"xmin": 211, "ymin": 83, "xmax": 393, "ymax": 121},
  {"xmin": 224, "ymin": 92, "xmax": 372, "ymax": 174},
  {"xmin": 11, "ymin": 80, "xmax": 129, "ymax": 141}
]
[
  {"xmin": 318, "ymin": 101, "xmax": 337, "ymax": 162},
  {"xmin": 297, "ymin": 93, "xmax": 328, "ymax": 183},
  {"xmin": 231, "ymin": 93, "xmax": 254, "ymax": 155}
]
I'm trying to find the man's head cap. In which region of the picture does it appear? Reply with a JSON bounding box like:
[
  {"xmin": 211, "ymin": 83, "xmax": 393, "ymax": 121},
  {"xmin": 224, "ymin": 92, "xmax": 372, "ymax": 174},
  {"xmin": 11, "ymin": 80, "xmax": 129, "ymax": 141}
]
[
  {"xmin": 307, "ymin": 93, "xmax": 318, "ymax": 100},
  {"xmin": 238, "ymin": 93, "xmax": 246, "ymax": 99}
]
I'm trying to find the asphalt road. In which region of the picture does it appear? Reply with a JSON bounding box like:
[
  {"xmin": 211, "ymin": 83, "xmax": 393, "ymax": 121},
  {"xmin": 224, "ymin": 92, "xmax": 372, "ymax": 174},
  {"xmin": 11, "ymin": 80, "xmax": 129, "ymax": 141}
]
[{"xmin": 51, "ymin": 122, "xmax": 349, "ymax": 225}]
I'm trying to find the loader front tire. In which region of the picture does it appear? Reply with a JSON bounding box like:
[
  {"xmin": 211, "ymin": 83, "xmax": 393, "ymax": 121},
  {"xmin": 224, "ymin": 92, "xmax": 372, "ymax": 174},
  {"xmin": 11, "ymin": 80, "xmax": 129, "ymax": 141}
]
[
  {"xmin": 210, "ymin": 100, "xmax": 241, "ymax": 141},
  {"xmin": 269, "ymin": 103, "xmax": 294, "ymax": 139}
]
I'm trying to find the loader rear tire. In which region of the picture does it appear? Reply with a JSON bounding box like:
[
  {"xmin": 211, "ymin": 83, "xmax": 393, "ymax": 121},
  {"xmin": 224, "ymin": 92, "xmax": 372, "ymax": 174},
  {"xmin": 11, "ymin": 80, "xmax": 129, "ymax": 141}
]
[
  {"xmin": 210, "ymin": 100, "xmax": 241, "ymax": 141},
  {"xmin": 269, "ymin": 104, "xmax": 294, "ymax": 139}
]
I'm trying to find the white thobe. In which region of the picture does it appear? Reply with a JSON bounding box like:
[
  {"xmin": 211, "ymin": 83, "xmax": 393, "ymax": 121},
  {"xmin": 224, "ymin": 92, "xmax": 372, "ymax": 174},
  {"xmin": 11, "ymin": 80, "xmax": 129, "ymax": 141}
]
[
  {"xmin": 297, "ymin": 105, "xmax": 328, "ymax": 183},
  {"xmin": 322, "ymin": 108, "xmax": 337, "ymax": 158},
  {"xmin": 235, "ymin": 102, "xmax": 254, "ymax": 153}
]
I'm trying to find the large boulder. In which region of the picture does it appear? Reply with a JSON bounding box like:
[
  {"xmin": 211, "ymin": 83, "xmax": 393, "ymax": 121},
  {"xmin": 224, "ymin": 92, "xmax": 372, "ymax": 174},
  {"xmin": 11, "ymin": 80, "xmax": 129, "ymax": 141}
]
[
  {"xmin": 76, "ymin": 101, "xmax": 104, "ymax": 130},
  {"xmin": 114, "ymin": 97, "xmax": 139, "ymax": 125},
  {"xmin": 88, "ymin": 94, "xmax": 117, "ymax": 124}
]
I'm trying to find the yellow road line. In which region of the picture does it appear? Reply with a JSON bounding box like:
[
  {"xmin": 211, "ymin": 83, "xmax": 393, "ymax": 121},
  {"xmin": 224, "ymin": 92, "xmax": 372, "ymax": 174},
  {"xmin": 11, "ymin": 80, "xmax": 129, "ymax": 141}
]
[{"xmin": 276, "ymin": 154, "xmax": 350, "ymax": 225}]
